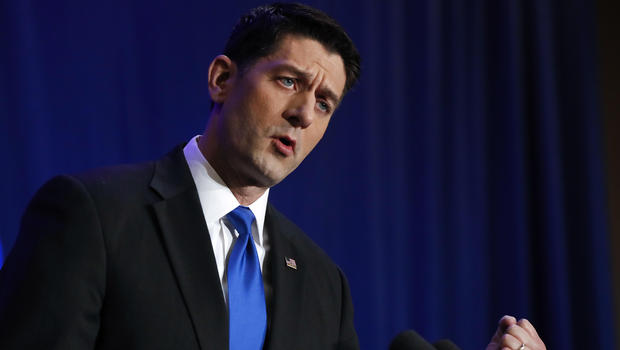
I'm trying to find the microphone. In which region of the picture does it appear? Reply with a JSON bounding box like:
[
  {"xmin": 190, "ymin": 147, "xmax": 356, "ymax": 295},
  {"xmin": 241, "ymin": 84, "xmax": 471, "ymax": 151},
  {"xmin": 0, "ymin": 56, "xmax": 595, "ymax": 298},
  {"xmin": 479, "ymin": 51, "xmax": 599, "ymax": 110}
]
[
  {"xmin": 433, "ymin": 339, "xmax": 461, "ymax": 350},
  {"xmin": 389, "ymin": 330, "xmax": 435, "ymax": 350}
]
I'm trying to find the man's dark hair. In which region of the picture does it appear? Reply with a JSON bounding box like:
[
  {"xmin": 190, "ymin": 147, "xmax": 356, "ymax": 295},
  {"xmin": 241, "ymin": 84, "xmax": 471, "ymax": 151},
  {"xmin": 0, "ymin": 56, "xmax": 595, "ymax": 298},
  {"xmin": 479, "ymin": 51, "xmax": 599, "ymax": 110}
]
[{"xmin": 224, "ymin": 2, "xmax": 361, "ymax": 94}]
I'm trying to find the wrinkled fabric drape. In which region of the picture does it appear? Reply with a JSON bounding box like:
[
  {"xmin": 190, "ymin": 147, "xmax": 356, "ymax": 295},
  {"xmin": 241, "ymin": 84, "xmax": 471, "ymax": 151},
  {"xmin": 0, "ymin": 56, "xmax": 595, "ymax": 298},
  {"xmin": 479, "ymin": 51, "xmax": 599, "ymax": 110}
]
[{"xmin": 1, "ymin": 0, "xmax": 614, "ymax": 349}]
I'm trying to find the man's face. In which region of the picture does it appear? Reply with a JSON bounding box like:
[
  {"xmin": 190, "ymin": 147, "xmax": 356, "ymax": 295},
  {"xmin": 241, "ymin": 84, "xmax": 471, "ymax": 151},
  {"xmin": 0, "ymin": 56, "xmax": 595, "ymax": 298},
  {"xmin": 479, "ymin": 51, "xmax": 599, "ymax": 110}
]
[{"xmin": 207, "ymin": 35, "xmax": 347, "ymax": 188}]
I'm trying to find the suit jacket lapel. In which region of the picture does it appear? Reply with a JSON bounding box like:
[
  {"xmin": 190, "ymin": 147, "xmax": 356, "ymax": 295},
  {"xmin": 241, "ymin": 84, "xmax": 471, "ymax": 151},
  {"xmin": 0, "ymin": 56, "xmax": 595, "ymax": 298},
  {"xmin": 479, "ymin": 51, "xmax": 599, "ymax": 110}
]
[
  {"xmin": 150, "ymin": 146, "xmax": 227, "ymax": 350},
  {"xmin": 263, "ymin": 204, "xmax": 306, "ymax": 350}
]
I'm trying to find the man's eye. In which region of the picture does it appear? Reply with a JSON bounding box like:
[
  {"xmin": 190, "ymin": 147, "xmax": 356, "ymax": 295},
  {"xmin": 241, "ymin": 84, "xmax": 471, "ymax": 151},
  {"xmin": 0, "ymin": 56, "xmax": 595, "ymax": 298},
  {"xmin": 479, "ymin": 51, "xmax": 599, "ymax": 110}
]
[
  {"xmin": 280, "ymin": 78, "xmax": 295, "ymax": 88},
  {"xmin": 317, "ymin": 101, "xmax": 331, "ymax": 113}
]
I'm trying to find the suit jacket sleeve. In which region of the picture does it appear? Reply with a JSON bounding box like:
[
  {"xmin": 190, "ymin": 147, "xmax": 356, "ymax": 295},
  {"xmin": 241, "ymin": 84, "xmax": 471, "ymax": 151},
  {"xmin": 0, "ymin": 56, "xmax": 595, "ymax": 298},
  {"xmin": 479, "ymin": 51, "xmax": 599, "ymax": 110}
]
[{"xmin": 0, "ymin": 175, "xmax": 106, "ymax": 349}]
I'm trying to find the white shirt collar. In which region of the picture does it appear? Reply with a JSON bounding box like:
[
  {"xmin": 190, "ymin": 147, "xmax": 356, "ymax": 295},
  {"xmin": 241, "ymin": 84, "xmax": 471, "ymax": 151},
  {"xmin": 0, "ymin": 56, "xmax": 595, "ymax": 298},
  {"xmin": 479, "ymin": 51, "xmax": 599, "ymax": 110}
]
[{"xmin": 183, "ymin": 135, "xmax": 269, "ymax": 245}]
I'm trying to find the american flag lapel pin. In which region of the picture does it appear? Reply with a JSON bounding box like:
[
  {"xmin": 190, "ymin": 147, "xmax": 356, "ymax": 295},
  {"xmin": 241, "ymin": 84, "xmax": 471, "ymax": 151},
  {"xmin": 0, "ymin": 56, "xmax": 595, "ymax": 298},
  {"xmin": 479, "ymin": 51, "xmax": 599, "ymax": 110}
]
[{"xmin": 285, "ymin": 257, "xmax": 297, "ymax": 270}]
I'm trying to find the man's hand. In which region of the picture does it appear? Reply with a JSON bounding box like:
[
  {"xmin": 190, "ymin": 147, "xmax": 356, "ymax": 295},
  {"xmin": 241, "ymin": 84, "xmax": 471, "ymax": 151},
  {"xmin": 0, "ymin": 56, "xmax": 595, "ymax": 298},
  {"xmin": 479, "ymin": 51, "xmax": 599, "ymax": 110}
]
[{"xmin": 485, "ymin": 315, "xmax": 546, "ymax": 350}]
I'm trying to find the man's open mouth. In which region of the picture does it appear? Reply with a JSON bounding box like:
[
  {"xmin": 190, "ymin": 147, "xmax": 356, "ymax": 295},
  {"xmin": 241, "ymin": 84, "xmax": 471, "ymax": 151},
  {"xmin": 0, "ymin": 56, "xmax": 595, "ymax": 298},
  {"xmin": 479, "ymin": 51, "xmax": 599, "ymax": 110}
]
[{"xmin": 272, "ymin": 135, "xmax": 296, "ymax": 156}]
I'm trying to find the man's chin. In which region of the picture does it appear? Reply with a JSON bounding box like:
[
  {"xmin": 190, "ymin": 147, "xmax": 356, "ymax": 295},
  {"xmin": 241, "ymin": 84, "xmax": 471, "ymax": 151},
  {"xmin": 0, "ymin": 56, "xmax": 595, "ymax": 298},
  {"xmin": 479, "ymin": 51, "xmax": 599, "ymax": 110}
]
[
  {"xmin": 249, "ymin": 155, "xmax": 299, "ymax": 186},
  {"xmin": 253, "ymin": 165, "xmax": 296, "ymax": 188},
  {"xmin": 254, "ymin": 171, "xmax": 289, "ymax": 188}
]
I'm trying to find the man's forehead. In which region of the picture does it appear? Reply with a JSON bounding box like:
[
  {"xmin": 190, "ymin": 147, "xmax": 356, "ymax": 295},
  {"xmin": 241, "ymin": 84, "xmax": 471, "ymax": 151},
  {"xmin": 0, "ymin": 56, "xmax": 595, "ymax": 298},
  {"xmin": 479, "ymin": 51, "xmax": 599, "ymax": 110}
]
[{"xmin": 260, "ymin": 35, "xmax": 347, "ymax": 96}]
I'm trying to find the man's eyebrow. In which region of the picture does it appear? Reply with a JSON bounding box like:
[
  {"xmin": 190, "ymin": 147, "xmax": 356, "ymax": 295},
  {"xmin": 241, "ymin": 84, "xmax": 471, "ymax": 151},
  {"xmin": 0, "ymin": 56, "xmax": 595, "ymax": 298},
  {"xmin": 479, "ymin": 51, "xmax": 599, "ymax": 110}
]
[
  {"xmin": 275, "ymin": 63, "xmax": 342, "ymax": 106},
  {"xmin": 276, "ymin": 63, "xmax": 312, "ymax": 81},
  {"xmin": 317, "ymin": 87, "xmax": 341, "ymax": 108}
]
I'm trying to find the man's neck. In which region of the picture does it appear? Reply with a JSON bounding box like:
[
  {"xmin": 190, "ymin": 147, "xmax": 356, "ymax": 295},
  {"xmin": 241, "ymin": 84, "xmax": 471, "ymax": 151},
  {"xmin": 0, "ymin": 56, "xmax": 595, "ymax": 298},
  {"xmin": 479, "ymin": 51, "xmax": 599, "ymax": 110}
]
[
  {"xmin": 197, "ymin": 135, "xmax": 268, "ymax": 206},
  {"xmin": 227, "ymin": 185, "xmax": 267, "ymax": 206}
]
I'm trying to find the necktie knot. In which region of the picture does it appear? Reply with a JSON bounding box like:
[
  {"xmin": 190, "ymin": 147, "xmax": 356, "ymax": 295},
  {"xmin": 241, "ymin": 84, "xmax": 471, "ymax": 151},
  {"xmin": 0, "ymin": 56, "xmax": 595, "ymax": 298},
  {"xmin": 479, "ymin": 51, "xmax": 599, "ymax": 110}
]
[{"xmin": 226, "ymin": 206, "xmax": 255, "ymax": 239}]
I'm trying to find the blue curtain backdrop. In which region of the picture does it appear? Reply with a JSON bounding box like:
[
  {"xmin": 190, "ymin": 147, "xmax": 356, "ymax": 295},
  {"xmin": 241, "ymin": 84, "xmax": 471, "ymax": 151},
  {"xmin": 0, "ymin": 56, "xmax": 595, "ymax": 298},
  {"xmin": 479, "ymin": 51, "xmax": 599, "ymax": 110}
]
[{"xmin": 0, "ymin": 0, "xmax": 615, "ymax": 349}]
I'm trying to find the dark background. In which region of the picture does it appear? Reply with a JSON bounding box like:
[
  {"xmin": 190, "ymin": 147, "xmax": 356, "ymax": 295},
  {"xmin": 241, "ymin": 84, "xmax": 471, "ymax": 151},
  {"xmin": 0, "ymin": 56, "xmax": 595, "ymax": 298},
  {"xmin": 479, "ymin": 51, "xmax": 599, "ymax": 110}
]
[{"xmin": 1, "ymin": 0, "xmax": 618, "ymax": 349}]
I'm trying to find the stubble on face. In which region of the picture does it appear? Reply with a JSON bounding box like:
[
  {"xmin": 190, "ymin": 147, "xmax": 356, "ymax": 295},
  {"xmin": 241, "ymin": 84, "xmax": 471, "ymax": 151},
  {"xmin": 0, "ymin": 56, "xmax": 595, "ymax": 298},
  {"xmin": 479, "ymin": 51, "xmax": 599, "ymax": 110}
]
[{"xmin": 202, "ymin": 35, "xmax": 347, "ymax": 204}]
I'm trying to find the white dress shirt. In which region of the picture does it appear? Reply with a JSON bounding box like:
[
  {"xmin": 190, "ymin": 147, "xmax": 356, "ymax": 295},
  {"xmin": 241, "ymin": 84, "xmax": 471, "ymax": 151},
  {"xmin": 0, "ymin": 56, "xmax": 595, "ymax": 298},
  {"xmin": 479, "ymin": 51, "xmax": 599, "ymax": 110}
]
[{"xmin": 183, "ymin": 135, "xmax": 270, "ymax": 305}]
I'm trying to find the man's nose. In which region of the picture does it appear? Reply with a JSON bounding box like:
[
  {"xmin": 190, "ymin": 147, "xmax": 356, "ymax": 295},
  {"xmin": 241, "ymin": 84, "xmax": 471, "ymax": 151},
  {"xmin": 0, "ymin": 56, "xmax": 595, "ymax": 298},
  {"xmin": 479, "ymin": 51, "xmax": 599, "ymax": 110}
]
[{"xmin": 283, "ymin": 92, "xmax": 315, "ymax": 128}]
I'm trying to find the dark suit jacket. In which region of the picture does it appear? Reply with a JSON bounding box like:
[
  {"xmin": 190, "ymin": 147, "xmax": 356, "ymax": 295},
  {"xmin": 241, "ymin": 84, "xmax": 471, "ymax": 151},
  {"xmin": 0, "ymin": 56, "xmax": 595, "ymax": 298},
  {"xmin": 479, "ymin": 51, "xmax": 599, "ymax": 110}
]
[{"xmin": 0, "ymin": 146, "xmax": 359, "ymax": 350}]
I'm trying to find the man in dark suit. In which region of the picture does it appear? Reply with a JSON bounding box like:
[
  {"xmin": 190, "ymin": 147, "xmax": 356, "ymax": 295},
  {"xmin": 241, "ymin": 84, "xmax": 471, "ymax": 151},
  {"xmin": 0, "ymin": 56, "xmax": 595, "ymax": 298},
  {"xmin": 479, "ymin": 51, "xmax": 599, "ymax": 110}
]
[
  {"xmin": 0, "ymin": 3, "xmax": 546, "ymax": 350},
  {"xmin": 0, "ymin": 3, "xmax": 359, "ymax": 349}
]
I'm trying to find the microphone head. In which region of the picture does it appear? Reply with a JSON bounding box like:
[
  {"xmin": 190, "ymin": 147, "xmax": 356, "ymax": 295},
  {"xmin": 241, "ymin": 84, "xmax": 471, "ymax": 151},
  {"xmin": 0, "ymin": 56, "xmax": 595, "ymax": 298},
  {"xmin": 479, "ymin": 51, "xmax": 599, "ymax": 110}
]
[
  {"xmin": 433, "ymin": 339, "xmax": 461, "ymax": 350},
  {"xmin": 389, "ymin": 330, "xmax": 435, "ymax": 350}
]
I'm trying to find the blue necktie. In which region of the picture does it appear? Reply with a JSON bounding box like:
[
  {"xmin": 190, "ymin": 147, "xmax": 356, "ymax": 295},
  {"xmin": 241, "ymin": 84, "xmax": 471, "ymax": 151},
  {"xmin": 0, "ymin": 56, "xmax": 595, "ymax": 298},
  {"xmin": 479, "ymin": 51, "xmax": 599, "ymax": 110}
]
[{"xmin": 226, "ymin": 206, "xmax": 267, "ymax": 350}]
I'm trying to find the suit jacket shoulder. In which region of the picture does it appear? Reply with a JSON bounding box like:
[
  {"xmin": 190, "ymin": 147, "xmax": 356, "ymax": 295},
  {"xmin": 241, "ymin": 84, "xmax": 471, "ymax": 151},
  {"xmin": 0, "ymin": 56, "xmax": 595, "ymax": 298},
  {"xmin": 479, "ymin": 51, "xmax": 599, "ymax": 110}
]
[{"xmin": 0, "ymin": 146, "xmax": 220, "ymax": 350}]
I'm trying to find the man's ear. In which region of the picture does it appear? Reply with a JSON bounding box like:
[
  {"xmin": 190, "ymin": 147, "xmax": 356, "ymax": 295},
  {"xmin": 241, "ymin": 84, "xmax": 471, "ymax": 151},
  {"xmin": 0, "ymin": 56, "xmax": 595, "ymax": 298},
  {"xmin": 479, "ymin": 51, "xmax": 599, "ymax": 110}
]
[{"xmin": 208, "ymin": 55, "xmax": 237, "ymax": 104}]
